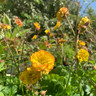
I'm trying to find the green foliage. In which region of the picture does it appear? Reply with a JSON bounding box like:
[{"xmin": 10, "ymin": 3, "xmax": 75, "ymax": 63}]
[
  {"xmin": 0, "ymin": 92, "xmax": 4, "ymax": 96},
  {"xmin": 3, "ymin": 14, "xmax": 11, "ymax": 25},
  {"xmin": 40, "ymin": 74, "xmax": 65, "ymax": 96},
  {"xmin": 0, "ymin": 62, "xmax": 6, "ymax": 72},
  {"xmin": 0, "ymin": 0, "xmax": 96, "ymax": 96}
]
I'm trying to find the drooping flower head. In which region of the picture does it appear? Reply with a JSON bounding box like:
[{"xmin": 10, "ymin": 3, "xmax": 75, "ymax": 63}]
[
  {"xmin": 19, "ymin": 67, "xmax": 40, "ymax": 84},
  {"xmin": 77, "ymin": 49, "xmax": 89, "ymax": 63},
  {"xmin": 15, "ymin": 17, "xmax": 22, "ymax": 27},
  {"xmin": 34, "ymin": 22, "xmax": 40, "ymax": 30},
  {"xmin": 54, "ymin": 22, "xmax": 60, "ymax": 30},
  {"xmin": 30, "ymin": 50, "xmax": 55, "ymax": 74},
  {"xmin": 78, "ymin": 16, "xmax": 91, "ymax": 32},
  {"xmin": 56, "ymin": 7, "xmax": 69, "ymax": 21}
]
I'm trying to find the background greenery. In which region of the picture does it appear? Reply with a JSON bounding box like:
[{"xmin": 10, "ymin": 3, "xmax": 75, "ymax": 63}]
[{"xmin": 0, "ymin": 0, "xmax": 96, "ymax": 96}]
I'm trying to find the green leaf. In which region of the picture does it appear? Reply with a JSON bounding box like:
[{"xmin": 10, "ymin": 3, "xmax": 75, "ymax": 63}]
[
  {"xmin": 12, "ymin": 26, "xmax": 21, "ymax": 39},
  {"xmin": 5, "ymin": 31, "xmax": 11, "ymax": 38},
  {"xmin": 0, "ymin": 85, "xmax": 5, "ymax": 91},
  {"xmin": 40, "ymin": 74, "xmax": 65, "ymax": 95},
  {"xmin": 16, "ymin": 29, "xmax": 30, "ymax": 37},
  {"xmin": 0, "ymin": 62, "xmax": 6, "ymax": 72},
  {"xmin": 51, "ymin": 65, "xmax": 68, "ymax": 76},
  {"xmin": 0, "ymin": 43, "xmax": 4, "ymax": 55},
  {"xmin": 21, "ymin": 12, "xmax": 31, "ymax": 19},
  {"xmin": 3, "ymin": 14, "xmax": 11, "ymax": 25},
  {"xmin": 85, "ymin": 85, "xmax": 91, "ymax": 95},
  {"xmin": 34, "ymin": 0, "xmax": 40, "ymax": 4},
  {"xmin": 0, "ymin": 92, "xmax": 4, "ymax": 96}
]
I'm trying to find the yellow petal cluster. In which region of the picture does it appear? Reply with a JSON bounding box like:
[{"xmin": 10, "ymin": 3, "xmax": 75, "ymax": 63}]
[
  {"xmin": 54, "ymin": 22, "xmax": 60, "ymax": 30},
  {"xmin": 19, "ymin": 67, "xmax": 40, "ymax": 84},
  {"xmin": 30, "ymin": 50, "xmax": 55, "ymax": 74},
  {"xmin": 78, "ymin": 16, "xmax": 91, "ymax": 31},
  {"xmin": 56, "ymin": 7, "xmax": 69, "ymax": 21},
  {"xmin": 32, "ymin": 35, "xmax": 37, "ymax": 40},
  {"xmin": 20, "ymin": 50, "xmax": 55, "ymax": 84},
  {"xmin": 77, "ymin": 49, "xmax": 89, "ymax": 63},
  {"xmin": 45, "ymin": 29, "xmax": 50, "ymax": 34},
  {"xmin": 34, "ymin": 22, "xmax": 40, "ymax": 30}
]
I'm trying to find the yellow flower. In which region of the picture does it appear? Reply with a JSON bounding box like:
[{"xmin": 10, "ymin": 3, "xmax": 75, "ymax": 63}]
[
  {"xmin": 34, "ymin": 22, "xmax": 40, "ymax": 30},
  {"xmin": 54, "ymin": 22, "xmax": 60, "ymax": 30},
  {"xmin": 78, "ymin": 16, "xmax": 91, "ymax": 31},
  {"xmin": 19, "ymin": 67, "xmax": 40, "ymax": 84},
  {"xmin": 45, "ymin": 29, "xmax": 50, "ymax": 34},
  {"xmin": 32, "ymin": 35, "xmax": 37, "ymax": 40},
  {"xmin": 56, "ymin": 7, "xmax": 69, "ymax": 21},
  {"xmin": 30, "ymin": 50, "xmax": 55, "ymax": 74},
  {"xmin": 77, "ymin": 49, "xmax": 89, "ymax": 63},
  {"xmin": 6, "ymin": 25, "xmax": 11, "ymax": 29},
  {"xmin": 18, "ymin": 49, "xmax": 22, "ymax": 54}
]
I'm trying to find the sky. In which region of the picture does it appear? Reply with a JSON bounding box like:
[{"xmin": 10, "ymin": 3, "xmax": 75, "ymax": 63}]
[{"xmin": 78, "ymin": 0, "xmax": 96, "ymax": 15}]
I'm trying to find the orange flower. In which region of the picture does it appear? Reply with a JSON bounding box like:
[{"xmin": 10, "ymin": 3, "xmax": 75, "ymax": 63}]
[
  {"xmin": 94, "ymin": 66, "xmax": 96, "ymax": 70},
  {"xmin": 1, "ymin": 24, "xmax": 11, "ymax": 29},
  {"xmin": 19, "ymin": 67, "xmax": 40, "ymax": 84},
  {"xmin": 49, "ymin": 33, "xmax": 53, "ymax": 37},
  {"xmin": 1, "ymin": 24, "xmax": 7, "ymax": 29},
  {"xmin": 32, "ymin": 35, "xmax": 37, "ymax": 40},
  {"xmin": 30, "ymin": 50, "xmax": 55, "ymax": 74},
  {"xmin": 79, "ymin": 42, "xmax": 86, "ymax": 46},
  {"xmin": 56, "ymin": 7, "xmax": 69, "ymax": 21},
  {"xmin": 58, "ymin": 38, "xmax": 66, "ymax": 44},
  {"xmin": 15, "ymin": 17, "xmax": 22, "ymax": 27},
  {"xmin": 48, "ymin": 44, "xmax": 52, "ymax": 48},
  {"xmin": 34, "ymin": 22, "xmax": 40, "ymax": 30},
  {"xmin": 54, "ymin": 22, "xmax": 60, "ymax": 30},
  {"xmin": 45, "ymin": 41, "xmax": 48, "ymax": 47}
]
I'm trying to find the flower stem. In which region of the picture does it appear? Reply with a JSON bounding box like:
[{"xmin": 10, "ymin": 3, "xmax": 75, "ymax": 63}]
[{"xmin": 65, "ymin": 15, "xmax": 75, "ymax": 36}]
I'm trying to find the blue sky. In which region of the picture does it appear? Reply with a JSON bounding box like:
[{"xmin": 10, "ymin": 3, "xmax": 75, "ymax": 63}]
[{"xmin": 78, "ymin": 0, "xmax": 96, "ymax": 15}]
